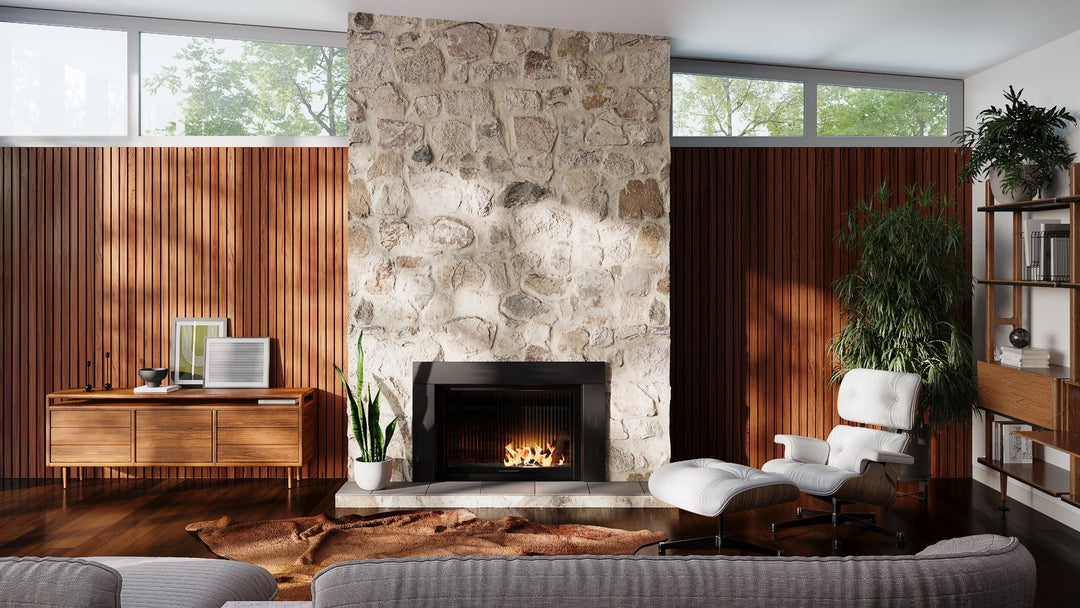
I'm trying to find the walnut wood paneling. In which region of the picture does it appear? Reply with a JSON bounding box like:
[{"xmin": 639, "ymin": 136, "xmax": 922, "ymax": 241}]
[
  {"xmin": 0, "ymin": 147, "xmax": 347, "ymax": 480},
  {"xmin": 671, "ymin": 147, "xmax": 973, "ymax": 478}
]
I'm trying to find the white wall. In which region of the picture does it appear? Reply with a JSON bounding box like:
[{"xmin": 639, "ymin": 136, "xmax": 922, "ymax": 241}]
[{"xmin": 966, "ymin": 28, "xmax": 1080, "ymax": 530}]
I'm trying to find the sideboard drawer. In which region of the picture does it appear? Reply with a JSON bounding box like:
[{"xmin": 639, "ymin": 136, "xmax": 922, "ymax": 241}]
[
  {"xmin": 218, "ymin": 444, "xmax": 299, "ymax": 463},
  {"xmin": 51, "ymin": 426, "xmax": 130, "ymax": 445},
  {"xmin": 218, "ymin": 427, "xmax": 298, "ymax": 445},
  {"xmin": 135, "ymin": 410, "xmax": 213, "ymax": 463},
  {"xmin": 218, "ymin": 409, "xmax": 297, "ymax": 428},
  {"xmin": 51, "ymin": 444, "xmax": 129, "ymax": 464},
  {"xmin": 51, "ymin": 410, "xmax": 130, "ymax": 428}
]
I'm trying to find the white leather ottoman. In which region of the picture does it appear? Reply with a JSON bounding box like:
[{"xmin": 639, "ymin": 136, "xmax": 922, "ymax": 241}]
[{"xmin": 649, "ymin": 458, "xmax": 800, "ymax": 555}]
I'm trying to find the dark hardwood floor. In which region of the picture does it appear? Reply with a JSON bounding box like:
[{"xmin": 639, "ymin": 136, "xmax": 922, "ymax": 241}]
[{"xmin": 1, "ymin": 477, "xmax": 1076, "ymax": 605}]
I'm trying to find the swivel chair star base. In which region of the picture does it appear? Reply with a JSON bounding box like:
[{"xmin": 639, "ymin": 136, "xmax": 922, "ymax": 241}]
[{"xmin": 771, "ymin": 497, "xmax": 905, "ymax": 551}]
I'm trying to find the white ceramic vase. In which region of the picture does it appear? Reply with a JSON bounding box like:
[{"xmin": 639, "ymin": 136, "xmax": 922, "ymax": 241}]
[{"xmin": 353, "ymin": 457, "xmax": 393, "ymax": 491}]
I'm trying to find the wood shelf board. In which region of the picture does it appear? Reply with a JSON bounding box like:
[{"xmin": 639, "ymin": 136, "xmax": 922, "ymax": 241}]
[
  {"xmin": 977, "ymin": 195, "xmax": 1080, "ymax": 213},
  {"xmin": 978, "ymin": 360, "xmax": 1072, "ymax": 380},
  {"xmin": 47, "ymin": 387, "xmax": 314, "ymax": 401},
  {"xmin": 977, "ymin": 279, "xmax": 1080, "ymax": 289},
  {"xmin": 976, "ymin": 457, "xmax": 1071, "ymax": 496},
  {"xmin": 1015, "ymin": 431, "xmax": 1080, "ymax": 458}
]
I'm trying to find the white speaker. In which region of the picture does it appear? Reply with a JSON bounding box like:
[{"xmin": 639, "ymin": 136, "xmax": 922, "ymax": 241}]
[{"xmin": 202, "ymin": 337, "xmax": 271, "ymax": 388}]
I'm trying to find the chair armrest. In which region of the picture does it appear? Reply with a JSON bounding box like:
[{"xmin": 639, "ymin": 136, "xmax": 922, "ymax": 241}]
[
  {"xmin": 856, "ymin": 449, "xmax": 914, "ymax": 472},
  {"xmin": 774, "ymin": 434, "xmax": 829, "ymax": 464}
]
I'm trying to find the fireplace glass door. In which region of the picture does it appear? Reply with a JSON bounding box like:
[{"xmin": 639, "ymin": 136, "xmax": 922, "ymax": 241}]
[{"xmin": 438, "ymin": 386, "xmax": 578, "ymax": 481}]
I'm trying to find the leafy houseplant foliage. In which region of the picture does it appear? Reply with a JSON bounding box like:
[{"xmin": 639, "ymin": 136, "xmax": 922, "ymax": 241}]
[
  {"xmin": 830, "ymin": 184, "xmax": 978, "ymax": 430},
  {"xmin": 334, "ymin": 333, "xmax": 397, "ymax": 462},
  {"xmin": 953, "ymin": 86, "xmax": 1076, "ymax": 197}
]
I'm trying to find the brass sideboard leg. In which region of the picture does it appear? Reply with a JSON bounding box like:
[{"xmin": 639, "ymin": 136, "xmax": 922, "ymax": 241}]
[
  {"xmin": 78, "ymin": 467, "xmax": 83, "ymax": 481},
  {"xmin": 61, "ymin": 467, "xmax": 68, "ymax": 489},
  {"xmin": 297, "ymin": 467, "xmax": 303, "ymax": 481},
  {"xmin": 287, "ymin": 468, "xmax": 293, "ymax": 489},
  {"xmin": 998, "ymin": 471, "xmax": 1010, "ymax": 511}
]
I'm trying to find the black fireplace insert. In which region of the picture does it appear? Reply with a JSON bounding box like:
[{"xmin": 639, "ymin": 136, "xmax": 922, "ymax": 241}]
[{"xmin": 413, "ymin": 361, "xmax": 606, "ymax": 482}]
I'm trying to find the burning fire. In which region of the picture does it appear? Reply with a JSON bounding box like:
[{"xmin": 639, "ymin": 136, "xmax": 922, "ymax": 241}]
[{"xmin": 504, "ymin": 442, "xmax": 565, "ymax": 467}]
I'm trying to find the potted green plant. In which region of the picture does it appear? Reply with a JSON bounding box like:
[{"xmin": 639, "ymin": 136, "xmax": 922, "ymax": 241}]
[
  {"xmin": 335, "ymin": 332, "xmax": 397, "ymax": 491},
  {"xmin": 829, "ymin": 183, "xmax": 979, "ymax": 481},
  {"xmin": 953, "ymin": 86, "xmax": 1076, "ymax": 203}
]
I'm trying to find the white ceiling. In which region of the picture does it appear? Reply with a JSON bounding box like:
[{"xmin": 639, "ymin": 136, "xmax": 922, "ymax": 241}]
[{"xmin": 6, "ymin": 0, "xmax": 1080, "ymax": 78}]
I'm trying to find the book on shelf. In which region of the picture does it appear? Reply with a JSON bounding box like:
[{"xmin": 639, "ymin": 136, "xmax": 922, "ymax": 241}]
[
  {"xmin": 999, "ymin": 422, "xmax": 1034, "ymax": 464},
  {"xmin": 998, "ymin": 346, "xmax": 1050, "ymax": 357},
  {"xmin": 257, "ymin": 398, "xmax": 298, "ymax": 405},
  {"xmin": 999, "ymin": 358, "xmax": 1051, "ymax": 369},
  {"xmin": 1024, "ymin": 220, "xmax": 1070, "ymax": 281},
  {"xmin": 133, "ymin": 384, "xmax": 180, "ymax": 393},
  {"xmin": 995, "ymin": 346, "xmax": 1051, "ymax": 368}
]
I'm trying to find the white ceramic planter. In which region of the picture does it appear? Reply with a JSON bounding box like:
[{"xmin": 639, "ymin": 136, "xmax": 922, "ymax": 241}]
[
  {"xmin": 353, "ymin": 458, "xmax": 393, "ymax": 491},
  {"xmin": 989, "ymin": 165, "xmax": 1039, "ymax": 203}
]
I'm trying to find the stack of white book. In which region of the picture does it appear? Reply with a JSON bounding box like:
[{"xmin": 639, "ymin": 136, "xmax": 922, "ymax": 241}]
[
  {"xmin": 998, "ymin": 346, "xmax": 1050, "ymax": 369},
  {"xmin": 133, "ymin": 384, "xmax": 180, "ymax": 393}
]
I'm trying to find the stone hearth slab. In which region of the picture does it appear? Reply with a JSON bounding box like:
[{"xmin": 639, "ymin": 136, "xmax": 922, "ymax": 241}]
[{"xmin": 335, "ymin": 481, "xmax": 666, "ymax": 509}]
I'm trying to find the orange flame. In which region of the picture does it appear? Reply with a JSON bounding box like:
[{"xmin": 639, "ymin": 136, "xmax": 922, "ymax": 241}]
[{"xmin": 504, "ymin": 442, "xmax": 566, "ymax": 467}]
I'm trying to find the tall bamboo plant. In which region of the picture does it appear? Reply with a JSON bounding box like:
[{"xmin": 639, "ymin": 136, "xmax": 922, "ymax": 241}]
[
  {"xmin": 334, "ymin": 332, "xmax": 397, "ymax": 462},
  {"xmin": 830, "ymin": 183, "xmax": 978, "ymax": 430}
]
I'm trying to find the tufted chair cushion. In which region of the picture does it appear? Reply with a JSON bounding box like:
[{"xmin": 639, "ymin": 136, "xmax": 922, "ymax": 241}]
[
  {"xmin": 825, "ymin": 426, "xmax": 909, "ymax": 473},
  {"xmin": 835, "ymin": 368, "xmax": 921, "ymax": 430}
]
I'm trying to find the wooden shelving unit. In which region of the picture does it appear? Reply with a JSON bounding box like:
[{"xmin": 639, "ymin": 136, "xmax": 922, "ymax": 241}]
[{"xmin": 977, "ymin": 164, "xmax": 1080, "ymax": 509}]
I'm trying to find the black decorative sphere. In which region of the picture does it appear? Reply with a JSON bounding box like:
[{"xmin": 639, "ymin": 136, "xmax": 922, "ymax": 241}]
[{"xmin": 1009, "ymin": 328, "xmax": 1031, "ymax": 348}]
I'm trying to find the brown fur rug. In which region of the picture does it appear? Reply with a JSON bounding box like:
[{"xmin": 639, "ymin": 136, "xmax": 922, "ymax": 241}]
[{"xmin": 186, "ymin": 509, "xmax": 667, "ymax": 601}]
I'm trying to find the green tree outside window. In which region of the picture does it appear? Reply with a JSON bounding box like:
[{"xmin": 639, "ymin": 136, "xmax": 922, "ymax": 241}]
[{"xmin": 144, "ymin": 37, "xmax": 345, "ymax": 136}]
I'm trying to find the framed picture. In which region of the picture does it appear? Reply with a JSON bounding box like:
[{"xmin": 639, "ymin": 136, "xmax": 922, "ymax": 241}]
[
  {"xmin": 203, "ymin": 337, "xmax": 271, "ymax": 388},
  {"xmin": 171, "ymin": 317, "xmax": 228, "ymax": 387}
]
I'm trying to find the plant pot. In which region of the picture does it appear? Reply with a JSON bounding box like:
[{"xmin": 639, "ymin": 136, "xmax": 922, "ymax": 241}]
[
  {"xmin": 899, "ymin": 426, "xmax": 932, "ymax": 482},
  {"xmin": 353, "ymin": 458, "xmax": 393, "ymax": 491},
  {"xmin": 989, "ymin": 165, "xmax": 1040, "ymax": 203}
]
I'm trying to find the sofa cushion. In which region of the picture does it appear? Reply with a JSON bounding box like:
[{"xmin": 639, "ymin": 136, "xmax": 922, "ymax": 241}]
[
  {"xmin": 0, "ymin": 557, "xmax": 122, "ymax": 608},
  {"xmin": 310, "ymin": 536, "xmax": 1036, "ymax": 608},
  {"xmin": 89, "ymin": 557, "xmax": 277, "ymax": 608}
]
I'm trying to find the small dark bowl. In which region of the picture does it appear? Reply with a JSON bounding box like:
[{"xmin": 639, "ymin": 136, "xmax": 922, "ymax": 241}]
[{"xmin": 138, "ymin": 367, "xmax": 169, "ymax": 388}]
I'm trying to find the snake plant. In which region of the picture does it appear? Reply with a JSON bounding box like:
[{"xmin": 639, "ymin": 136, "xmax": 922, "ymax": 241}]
[{"xmin": 334, "ymin": 332, "xmax": 397, "ymax": 462}]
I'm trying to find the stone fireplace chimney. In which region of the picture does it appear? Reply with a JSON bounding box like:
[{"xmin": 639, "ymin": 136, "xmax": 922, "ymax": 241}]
[{"xmin": 346, "ymin": 12, "xmax": 670, "ymax": 481}]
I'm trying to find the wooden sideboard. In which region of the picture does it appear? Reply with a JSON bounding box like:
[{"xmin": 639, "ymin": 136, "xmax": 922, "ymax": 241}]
[{"xmin": 46, "ymin": 387, "xmax": 315, "ymax": 488}]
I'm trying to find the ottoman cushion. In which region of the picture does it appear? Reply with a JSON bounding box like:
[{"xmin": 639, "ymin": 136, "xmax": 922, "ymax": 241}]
[{"xmin": 649, "ymin": 459, "xmax": 799, "ymax": 517}]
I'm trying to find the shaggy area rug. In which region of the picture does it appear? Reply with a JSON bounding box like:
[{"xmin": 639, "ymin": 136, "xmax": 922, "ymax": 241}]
[{"xmin": 186, "ymin": 509, "xmax": 667, "ymax": 601}]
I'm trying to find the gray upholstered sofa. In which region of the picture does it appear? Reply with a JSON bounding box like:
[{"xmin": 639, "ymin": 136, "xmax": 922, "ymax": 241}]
[
  {"xmin": 0, "ymin": 556, "xmax": 277, "ymax": 608},
  {"xmin": 227, "ymin": 534, "xmax": 1033, "ymax": 608}
]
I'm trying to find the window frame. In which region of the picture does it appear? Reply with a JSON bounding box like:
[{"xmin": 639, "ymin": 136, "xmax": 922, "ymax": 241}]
[
  {"xmin": 0, "ymin": 7, "xmax": 347, "ymax": 147},
  {"xmin": 672, "ymin": 58, "xmax": 963, "ymax": 147}
]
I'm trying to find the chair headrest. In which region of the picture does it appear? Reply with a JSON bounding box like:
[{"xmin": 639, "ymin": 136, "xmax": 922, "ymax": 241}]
[{"xmin": 836, "ymin": 368, "xmax": 921, "ymax": 430}]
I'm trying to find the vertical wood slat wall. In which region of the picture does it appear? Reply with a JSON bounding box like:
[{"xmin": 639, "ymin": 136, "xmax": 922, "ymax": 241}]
[
  {"xmin": 671, "ymin": 147, "xmax": 974, "ymax": 478},
  {"xmin": 0, "ymin": 147, "xmax": 347, "ymax": 480}
]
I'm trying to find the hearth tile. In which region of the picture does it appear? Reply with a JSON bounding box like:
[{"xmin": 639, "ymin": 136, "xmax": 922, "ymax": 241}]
[
  {"xmin": 480, "ymin": 481, "xmax": 536, "ymax": 495},
  {"xmin": 534, "ymin": 481, "xmax": 590, "ymax": 495},
  {"xmin": 334, "ymin": 487, "xmax": 668, "ymax": 509},
  {"xmin": 335, "ymin": 483, "xmax": 373, "ymax": 497},
  {"xmin": 370, "ymin": 482, "xmax": 429, "ymax": 496},
  {"xmin": 588, "ymin": 481, "xmax": 646, "ymax": 496},
  {"xmin": 425, "ymin": 481, "xmax": 485, "ymax": 495}
]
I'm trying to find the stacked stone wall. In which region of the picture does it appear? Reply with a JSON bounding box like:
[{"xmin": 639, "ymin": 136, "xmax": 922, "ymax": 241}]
[{"xmin": 347, "ymin": 12, "xmax": 671, "ymax": 480}]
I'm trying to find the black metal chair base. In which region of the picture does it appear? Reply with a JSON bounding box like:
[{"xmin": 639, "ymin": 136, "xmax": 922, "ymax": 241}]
[
  {"xmin": 771, "ymin": 499, "xmax": 904, "ymax": 550},
  {"xmin": 659, "ymin": 515, "xmax": 782, "ymax": 556}
]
